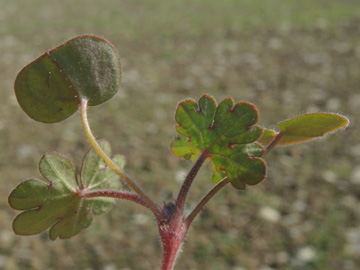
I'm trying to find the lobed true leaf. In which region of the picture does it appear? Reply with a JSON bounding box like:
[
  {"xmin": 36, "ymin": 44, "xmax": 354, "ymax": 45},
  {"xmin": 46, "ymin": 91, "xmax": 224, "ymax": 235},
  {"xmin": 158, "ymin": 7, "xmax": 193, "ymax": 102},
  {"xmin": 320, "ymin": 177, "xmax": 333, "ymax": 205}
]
[
  {"xmin": 171, "ymin": 95, "xmax": 266, "ymax": 189},
  {"xmin": 8, "ymin": 141, "xmax": 124, "ymax": 240}
]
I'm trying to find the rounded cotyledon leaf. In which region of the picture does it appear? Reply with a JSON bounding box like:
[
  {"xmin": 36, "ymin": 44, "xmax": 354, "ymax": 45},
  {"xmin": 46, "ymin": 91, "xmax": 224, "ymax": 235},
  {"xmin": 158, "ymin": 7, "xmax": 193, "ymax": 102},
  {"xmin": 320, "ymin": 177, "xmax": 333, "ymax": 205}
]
[
  {"xmin": 15, "ymin": 35, "xmax": 121, "ymax": 123},
  {"xmin": 171, "ymin": 95, "xmax": 266, "ymax": 190},
  {"xmin": 8, "ymin": 141, "xmax": 125, "ymax": 240}
]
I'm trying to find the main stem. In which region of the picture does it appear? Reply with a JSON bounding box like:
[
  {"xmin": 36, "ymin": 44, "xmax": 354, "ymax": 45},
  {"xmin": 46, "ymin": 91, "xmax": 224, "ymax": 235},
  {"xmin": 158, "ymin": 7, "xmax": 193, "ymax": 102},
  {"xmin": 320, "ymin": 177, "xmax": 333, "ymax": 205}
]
[
  {"xmin": 159, "ymin": 221, "xmax": 187, "ymax": 270},
  {"xmin": 79, "ymin": 99, "xmax": 162, "ymax": 217},
  {"xmin": 160, "ymin": 177, "xmax": 230, "ymax": 270}
]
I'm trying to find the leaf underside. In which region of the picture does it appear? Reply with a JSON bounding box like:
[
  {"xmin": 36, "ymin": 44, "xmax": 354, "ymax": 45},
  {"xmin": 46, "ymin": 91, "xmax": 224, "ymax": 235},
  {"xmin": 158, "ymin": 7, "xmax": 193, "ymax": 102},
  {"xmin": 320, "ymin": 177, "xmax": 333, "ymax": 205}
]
[
  {"xmin": 171, "ymin": 95, "xmax": 266, "ymax": 189},
  {"xmin": 15, "ymin": 35, "xmax": 121, "ymax": 123},
  {"xmin": 8, "ymin": 141, "xmax": 125, "ymax": 240}
]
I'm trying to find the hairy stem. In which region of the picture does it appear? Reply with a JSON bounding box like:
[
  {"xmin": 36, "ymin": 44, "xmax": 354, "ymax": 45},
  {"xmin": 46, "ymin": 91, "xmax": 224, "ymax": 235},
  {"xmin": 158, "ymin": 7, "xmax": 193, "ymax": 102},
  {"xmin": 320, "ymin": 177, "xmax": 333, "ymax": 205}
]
[
  {"xmin": 265, "ymin": 131, "xmax": 283, "ymax": 154},
  {"xmin": 79, "ymin": 99, "xmax": 162, "ymax": 217},
  {"xmin": 184, "ymin": 177, "xmax": 230, "ymax": 229},
  {"xmin": 159, "ymin": 222, "xmax": 187, "ymax": 270},
  {"xmin": 171, "ymin": 153, "xmax": 207, "ymax": 228},
  {"xmin": 81, "ymin": 189, "xmax": 147, "ymax": 207}
]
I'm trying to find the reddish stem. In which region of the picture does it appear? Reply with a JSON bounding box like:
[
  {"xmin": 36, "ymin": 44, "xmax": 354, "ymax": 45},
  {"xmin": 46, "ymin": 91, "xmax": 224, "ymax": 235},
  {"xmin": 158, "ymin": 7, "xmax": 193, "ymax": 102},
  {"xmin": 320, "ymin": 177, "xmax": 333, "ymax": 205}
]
[
  {"xmin": 171, "ymin": 154, "xmax": 207, "ymax": 229},
  {"xmin": 265, "ymin": 130, "xmax": 283, "ymax": 154},
  {"xmin": 159, "ymin": 221, "xmax": 187, "ymax": 270},
  {"xmin": 184, "ymin": 177, "xmax": 230, "ymax": 229},
  {"xmin": 81, "ymin": 189, "xmax": 147, "ymax": 208}
]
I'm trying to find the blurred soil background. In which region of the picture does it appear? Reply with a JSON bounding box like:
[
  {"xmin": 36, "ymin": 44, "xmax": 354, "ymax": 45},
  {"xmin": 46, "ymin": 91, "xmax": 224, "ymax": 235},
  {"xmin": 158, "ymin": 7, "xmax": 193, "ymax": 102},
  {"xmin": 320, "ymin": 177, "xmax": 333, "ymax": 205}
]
[{"xmin": 0, "ymin": 0, "xmax": 359, "ymax": 269}]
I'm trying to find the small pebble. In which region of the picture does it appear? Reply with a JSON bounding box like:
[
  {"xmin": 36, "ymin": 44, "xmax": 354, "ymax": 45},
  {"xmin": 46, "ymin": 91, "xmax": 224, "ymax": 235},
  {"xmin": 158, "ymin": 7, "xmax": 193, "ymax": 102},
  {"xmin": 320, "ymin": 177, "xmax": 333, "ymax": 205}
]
[
  {"xmin": 259, "ymin": 207, "xmax": 281, "ymax": 223},
  {"xmin": 296, "ymin": 246, "xmax": 316, "ymax": 262}
]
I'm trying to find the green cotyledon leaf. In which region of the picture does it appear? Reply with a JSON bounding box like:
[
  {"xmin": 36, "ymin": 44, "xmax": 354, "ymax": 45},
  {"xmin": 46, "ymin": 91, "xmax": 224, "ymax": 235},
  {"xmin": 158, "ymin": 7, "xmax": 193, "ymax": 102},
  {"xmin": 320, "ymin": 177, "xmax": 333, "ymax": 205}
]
[
  {"xmin": 15, "ymin": 35, "xmax": 121, "ymax": 123},
  {"xmin": 171, "ymin": 95, "xmax": 266, "ymax": 189},
  {"xmin": 8, "ymin": 141, "xmax": 125, "ymax": 240},
  {"xmin": 277, "ymin": 113, "xmax": 349, "ymax": 145},
  {"xmin": 257, "ymin": 113, "xmax": 349, "ymax": 147}
]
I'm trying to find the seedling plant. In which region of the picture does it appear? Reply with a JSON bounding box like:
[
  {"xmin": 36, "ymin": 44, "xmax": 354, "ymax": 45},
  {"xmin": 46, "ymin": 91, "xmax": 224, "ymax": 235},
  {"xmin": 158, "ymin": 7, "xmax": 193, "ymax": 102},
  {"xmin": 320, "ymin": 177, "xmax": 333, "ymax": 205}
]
[{"xmin": 8, "ymin": 35, "xmax": 349, "ymax": 270}]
